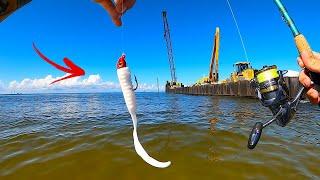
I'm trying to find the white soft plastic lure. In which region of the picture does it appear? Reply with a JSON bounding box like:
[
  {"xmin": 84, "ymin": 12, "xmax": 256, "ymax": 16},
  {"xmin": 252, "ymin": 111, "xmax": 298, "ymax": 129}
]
[{"xmin": 116, "ymin": 54, "xmax": 171, "ymax": 168}]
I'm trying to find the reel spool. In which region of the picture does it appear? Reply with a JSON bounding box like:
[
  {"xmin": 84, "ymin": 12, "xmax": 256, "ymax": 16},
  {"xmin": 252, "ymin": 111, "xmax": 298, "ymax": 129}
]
[
  {"xmin": 248, "ymin": 65, "xmax": 305, "ymax": 149},
  {"xmin": 255, "ymin": 65, "xmax": 289, "ymax": 108},
  {"xmin": 256, "ymin": 66, "xmax": 280, "ymax": 96}
]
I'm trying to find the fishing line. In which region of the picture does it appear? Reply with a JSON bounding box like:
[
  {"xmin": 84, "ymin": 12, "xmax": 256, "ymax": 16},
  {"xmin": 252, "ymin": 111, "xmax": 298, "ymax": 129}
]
[
  {"xmin": 121, "ymin": 0, "xmax": 125, "ymax": 53},
  {"xmin": 226, "ymin": 0, "xmax": 249, "ymax": 62}
]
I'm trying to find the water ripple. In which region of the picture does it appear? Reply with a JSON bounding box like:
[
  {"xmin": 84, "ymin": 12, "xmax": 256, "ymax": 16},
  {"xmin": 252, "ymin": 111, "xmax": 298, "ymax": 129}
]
[{"xmin": 0, "ymin": 93, "xmax": 319, "ymax": 179}]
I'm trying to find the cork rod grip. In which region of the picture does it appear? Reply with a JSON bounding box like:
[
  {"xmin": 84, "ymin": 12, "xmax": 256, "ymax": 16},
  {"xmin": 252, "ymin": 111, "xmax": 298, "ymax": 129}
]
[
  {"xmin": 295, "ymin": 34, "xmax": 320, "ymax": 85},
  {"xmin": 295, "ymin": 34, "xmax": 312, "ymax": 55}
]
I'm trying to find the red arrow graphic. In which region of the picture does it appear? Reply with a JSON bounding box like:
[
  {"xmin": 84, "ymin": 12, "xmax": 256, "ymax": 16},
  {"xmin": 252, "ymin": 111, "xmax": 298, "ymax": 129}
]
[{"xmin": 33, "ymin": 43, "xmax": 85, "ymax": 85}]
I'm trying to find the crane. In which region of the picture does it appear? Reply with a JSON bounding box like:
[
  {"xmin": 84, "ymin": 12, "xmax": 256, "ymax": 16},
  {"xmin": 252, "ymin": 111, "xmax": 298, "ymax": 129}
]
[
  {"xmin": 209, "ymin": 27, "xmax": 220, "ymax": 83},
  {"xmin": 194, "ymin": 27, "xmax": 220, "ymax": 86},
  {"xmin": 162, "ymin": 11, "xmax": 177, "ymax": 84}
]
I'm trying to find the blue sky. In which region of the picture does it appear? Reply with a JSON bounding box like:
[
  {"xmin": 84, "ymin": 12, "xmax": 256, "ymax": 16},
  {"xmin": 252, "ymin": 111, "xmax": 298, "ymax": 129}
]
[{"xmin": 1, "ymin": 0, "xmax": 320, "ymax": 92}]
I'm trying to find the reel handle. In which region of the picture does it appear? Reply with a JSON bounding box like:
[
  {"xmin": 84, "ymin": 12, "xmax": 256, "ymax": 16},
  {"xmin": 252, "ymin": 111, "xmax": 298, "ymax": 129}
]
[{"xmin": 295, "ymin": 34, "xmax": 320, "ymax": 85}]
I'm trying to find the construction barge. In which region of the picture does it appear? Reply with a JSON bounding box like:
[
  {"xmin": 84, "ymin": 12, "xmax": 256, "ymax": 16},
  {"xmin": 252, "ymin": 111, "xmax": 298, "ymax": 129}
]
[
  {"xmin": 162, "ymin": 12, "xmax": 302, "ymax": 100},
  {"xmin": 165, "ymin": 77, "xmax": 301, "ymax": 99}
]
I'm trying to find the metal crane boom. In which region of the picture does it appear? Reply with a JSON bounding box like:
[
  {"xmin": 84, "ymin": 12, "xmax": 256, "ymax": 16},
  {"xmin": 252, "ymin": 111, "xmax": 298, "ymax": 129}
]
[
  {"xmin": 162, "ymin": 11, "xmax": 177, "ymax": 83},
  {"xmin": 209, "ymin": 27, "xmax": 220, "ymax": 83}
]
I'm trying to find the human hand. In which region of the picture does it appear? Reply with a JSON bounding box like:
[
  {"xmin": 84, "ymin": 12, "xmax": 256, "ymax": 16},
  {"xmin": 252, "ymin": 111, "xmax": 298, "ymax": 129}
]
[
  {"xmin": 298, "ymin": 51, "xmax": 320, "ymax": 104},
  {"xmin": 95, "ymin": 0, "xmax": 135, "ymax": 26}
]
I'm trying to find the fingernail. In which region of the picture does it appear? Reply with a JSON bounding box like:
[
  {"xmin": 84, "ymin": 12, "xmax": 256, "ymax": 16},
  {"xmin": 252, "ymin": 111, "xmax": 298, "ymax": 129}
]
[{"xmin": 311, "ymin": 81, "xmax": 314, "ymax": 85}]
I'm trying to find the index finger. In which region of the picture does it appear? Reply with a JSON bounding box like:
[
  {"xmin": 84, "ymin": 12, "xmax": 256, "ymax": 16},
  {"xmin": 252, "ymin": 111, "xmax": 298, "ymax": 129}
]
[
  {"xmin": 299, "ymin": 69, "xmax": 312, "ymax": 88},
  {"xmin": 301, "ymin": 51, "xmax": 320, "ymax": 74}
]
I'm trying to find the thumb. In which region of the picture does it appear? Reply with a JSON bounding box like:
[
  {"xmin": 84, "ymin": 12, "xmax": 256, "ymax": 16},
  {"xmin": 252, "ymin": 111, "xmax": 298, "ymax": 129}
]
[
  {"xmin": 115, "ymin": 0, "xmax": 136, "ymax": 14},
  {"xmin": 96, "ymin": 0, "xmax": 122, "ymax": 26},
  {"xmin": 301, "ymin": 51, "xmax": 320, "ymax": 74}
]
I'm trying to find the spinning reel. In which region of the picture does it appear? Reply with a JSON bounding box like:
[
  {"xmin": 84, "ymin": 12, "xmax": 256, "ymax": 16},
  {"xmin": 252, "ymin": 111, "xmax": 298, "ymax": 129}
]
[{"xmin": 247, "ymin": 65, "xmax": 305, "ymax": 149}]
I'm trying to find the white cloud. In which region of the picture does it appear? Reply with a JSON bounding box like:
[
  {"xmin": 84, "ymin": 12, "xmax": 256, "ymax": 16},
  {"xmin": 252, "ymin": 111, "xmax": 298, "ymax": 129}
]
[
  {"xmin": 0, "ymin": 74, "xmax": 162, "ymax": 94},
  {"xmin": 6, "ymin": 74, "xmax": 118, "ymax": 93},
  {"xmin": 137, "ymin": 83, "xmax": 164, "ymax": 92}
]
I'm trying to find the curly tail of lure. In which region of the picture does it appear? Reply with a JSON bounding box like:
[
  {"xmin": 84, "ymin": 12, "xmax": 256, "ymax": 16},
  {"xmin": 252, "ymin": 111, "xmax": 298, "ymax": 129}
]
[{"xmin": 116, "ymin": 54, "xmax": 171, "ymax": 168}]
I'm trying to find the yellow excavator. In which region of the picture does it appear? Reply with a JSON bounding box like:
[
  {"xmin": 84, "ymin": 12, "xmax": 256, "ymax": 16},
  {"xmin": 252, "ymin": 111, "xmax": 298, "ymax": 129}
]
[
  {"xmin": 195, "ymin": 27, "xmax": 220, "ymax": 86},
  {"xmin": 0, "ymin": 0, "xmax": 31, "ymax": 22},
  {"xmin": 230, "ymin": 62, "xmax": 254, "ymax": 82}
]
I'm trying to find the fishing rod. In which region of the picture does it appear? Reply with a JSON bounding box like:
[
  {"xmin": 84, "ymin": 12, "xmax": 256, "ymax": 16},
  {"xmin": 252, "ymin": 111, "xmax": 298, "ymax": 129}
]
[
  {"xmin": 248, "ymin": 0, "xmax": 320, "ymax": 149},
  {"xmin": 274, "ymin": 0, "xmax": 320, "ymax": 84}
]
